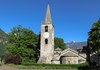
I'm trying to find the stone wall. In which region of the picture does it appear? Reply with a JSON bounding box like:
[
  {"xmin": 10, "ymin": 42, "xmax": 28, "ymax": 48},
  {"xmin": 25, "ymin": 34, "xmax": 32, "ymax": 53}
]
[{"xmin": 61, "ymin": 56, "xmax": 78, "ymax": 64}]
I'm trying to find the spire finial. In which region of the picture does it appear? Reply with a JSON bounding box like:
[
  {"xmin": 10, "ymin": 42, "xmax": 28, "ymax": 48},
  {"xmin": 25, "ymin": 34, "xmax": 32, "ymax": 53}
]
[{"xmin": 48, "ymin": 0, "xmax": 50, "ymax": 4}]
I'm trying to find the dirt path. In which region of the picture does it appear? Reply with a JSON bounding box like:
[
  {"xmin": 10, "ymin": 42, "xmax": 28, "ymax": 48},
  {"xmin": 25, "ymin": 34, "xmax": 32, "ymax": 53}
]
[
  {"xmin": 0, "ymin": 65, "xmax": 78, "ymax": 70},
  {"xmin": 0, "ymin": 65, "xmax": 19, "ymax": 70}
]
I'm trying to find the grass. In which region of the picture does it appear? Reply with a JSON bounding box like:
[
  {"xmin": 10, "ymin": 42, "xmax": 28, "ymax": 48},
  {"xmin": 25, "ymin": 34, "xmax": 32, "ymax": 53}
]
[{"xmin": 8, "ymin": 63, "xmax": 89, "ymax": 69}]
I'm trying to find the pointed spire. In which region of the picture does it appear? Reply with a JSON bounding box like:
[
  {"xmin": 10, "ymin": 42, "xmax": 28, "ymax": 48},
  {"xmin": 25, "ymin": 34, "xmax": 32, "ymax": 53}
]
[{"xmin": 44, "ymin": 4, "xmax": 52, "ymax": 24}]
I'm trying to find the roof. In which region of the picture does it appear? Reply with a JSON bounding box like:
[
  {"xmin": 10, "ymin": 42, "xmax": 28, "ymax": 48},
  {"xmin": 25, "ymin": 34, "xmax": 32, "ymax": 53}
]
[
  {"xmin": 62, "ymin": 52, "xmax": 78, "ymax": 57},
  {"xmin": 60, "ymin": 48, "xmax": 86, "ymax": 59},
  {"xmin": 55, "ymin": 47, "xmax": 62, "ymax": 51},
  {"xmin": 43, "ymin": 4, "xmax": 52, "ymax": 24}
]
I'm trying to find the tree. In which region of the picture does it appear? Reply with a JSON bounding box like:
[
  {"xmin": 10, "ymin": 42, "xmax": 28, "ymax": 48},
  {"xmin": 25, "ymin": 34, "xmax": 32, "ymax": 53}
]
[
  {"xmin": 87, "ymin": 18, "xmax": 100, "ymax": 66},
  {"xmin": 6, "ymin": 25, "xmax": 39, "ymax": 63},
  {"xmin": 54, "ymin": 37, "xmax": 66, "ymax": 50},
  {"xmin": 88, "ymin": 19, "xmax": 100, "ymax": 53}
]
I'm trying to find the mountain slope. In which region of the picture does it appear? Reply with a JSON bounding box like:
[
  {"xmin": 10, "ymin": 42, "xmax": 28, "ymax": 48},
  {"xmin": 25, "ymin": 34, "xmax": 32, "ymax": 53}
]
[
  {"xmin": 0, "ymin": 29, "xmax": 7, "ymax": 38},
  {"xmin": 0, "ymin": 29, "xmax": 8, "ymax": 42},
  {"xmin": 0, "ymin": 29, "xmax": 7, "ymax": 57},
  {"xmin": 66, "ymin": 41, "xmax": 87, "ymax": 50}
]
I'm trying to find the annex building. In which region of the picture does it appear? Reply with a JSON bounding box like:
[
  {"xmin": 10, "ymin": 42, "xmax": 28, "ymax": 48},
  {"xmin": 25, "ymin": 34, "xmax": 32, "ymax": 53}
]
[{"xmin": 38, "ymin": 4, "xmax": 86, "ymax": 64}]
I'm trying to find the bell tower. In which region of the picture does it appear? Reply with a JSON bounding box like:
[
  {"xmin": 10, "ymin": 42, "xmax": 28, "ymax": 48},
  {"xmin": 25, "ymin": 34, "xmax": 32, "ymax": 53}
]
[{"xmin": 38, "ymin": 4, "xmax": 54, "ymax": 64}]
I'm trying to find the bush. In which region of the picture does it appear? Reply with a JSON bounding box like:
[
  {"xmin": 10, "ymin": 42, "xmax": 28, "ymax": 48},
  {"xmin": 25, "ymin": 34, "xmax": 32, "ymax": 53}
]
[{"xmin": 5, "ymin": 54, "xmax": 22, "ymax": 65}]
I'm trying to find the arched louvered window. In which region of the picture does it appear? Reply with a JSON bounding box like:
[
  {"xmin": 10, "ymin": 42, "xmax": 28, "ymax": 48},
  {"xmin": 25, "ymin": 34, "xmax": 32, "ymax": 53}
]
[{"xmin": 45, "ymin": 39, "xmax": 48, "ymax": 44}]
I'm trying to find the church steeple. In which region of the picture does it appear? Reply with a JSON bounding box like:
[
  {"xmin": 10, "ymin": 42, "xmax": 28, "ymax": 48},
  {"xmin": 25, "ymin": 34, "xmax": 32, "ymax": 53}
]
[
  {"xmin": 38, "ymin": 3, "xmax": 54, "ymax": 64},
  {"xmin": 44, "ymin": 4, "xmax": 52, "ymax": 24}
]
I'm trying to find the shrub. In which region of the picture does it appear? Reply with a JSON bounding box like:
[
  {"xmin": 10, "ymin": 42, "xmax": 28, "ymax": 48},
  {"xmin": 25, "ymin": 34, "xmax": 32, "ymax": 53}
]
[{"xmin": 5, "ymin": 54, "xmax": 22, "ymax": 65}]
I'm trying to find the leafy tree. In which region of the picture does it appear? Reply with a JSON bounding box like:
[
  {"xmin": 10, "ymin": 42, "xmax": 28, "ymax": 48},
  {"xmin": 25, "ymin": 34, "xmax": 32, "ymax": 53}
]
[
  {"xmin": 87, "ymin": 18, "xmax": 100, "ymax": 66},
  {"xmin": 88, "ymin": 19, "xmax": 100, "ymax": 53},
  {"xmin": 54, "ymin": 37, "xmax": 66, "ymax": 50},
  {"xmin": 6, "ymin": 25, "xmax": 39, "ymax": 63}
]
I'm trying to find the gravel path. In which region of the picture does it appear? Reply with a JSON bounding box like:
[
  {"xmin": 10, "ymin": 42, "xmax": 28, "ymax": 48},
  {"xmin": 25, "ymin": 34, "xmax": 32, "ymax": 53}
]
[{"xmin": 0, "ymin": 65, "xmax": 18, "ymax": 70}]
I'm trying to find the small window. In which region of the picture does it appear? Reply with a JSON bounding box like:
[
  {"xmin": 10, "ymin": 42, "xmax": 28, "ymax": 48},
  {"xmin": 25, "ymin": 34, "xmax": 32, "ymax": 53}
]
[
  {"xmin": 45, "ymin": 26, "xmax": 48, "ymax": 32},
  {"xmin": 45, "ymin": 39, "xmax": 48, "ymax": 44}
]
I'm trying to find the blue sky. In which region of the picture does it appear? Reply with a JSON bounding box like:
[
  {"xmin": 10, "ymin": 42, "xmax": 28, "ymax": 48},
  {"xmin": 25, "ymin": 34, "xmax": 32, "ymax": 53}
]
[{"xmin": 0, "ymin": 0, "xmax": 100, "ymax": 42}]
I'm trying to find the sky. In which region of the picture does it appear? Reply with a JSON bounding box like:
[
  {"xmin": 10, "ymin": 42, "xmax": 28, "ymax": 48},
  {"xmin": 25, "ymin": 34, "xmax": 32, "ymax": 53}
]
[{"xmin": 0, "ymin": 0, "xmax": 100, "ymax": 42}]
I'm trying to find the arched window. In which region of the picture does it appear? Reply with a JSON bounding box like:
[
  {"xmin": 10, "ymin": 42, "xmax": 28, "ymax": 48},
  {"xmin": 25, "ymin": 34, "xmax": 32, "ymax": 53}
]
[
  {"xmin": 45, "ymin": 26, "xmax": 48, "ymax": 32},
  {"xmin": 45, "ymin": 39, "xmax": 48, "ymax": 44}
]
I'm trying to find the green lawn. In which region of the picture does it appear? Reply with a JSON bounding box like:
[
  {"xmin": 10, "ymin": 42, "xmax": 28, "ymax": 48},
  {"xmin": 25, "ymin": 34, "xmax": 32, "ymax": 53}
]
[{"xmin": 8, "ymin": 63, "xmax": 89, "ymax": 69}]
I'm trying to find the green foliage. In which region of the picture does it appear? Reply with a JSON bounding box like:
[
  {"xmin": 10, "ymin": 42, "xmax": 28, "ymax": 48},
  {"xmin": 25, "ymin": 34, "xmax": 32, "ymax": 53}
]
[
  {"xmin": 6, "ymin": 25, "xmax": 39, "ymax": 63},
  {"xmin": 88, "ymin": 19, "xmax": 100, "ymax": 53},
  {"xmin": 54, "ymin": 37, "xmax": 66, "ymax": 50}
]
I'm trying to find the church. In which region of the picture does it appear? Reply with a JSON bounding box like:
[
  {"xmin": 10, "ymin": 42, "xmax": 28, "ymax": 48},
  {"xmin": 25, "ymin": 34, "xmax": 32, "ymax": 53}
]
[{"xmin": 38, "ymin": 4, "xmax": 86, "ymax": 64}]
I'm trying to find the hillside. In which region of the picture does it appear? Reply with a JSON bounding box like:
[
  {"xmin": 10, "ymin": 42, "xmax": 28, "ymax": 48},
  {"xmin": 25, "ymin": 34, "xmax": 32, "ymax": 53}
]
[
  {"xmin": 66, "ymin": 41, "xmax": 87, "ymax": 50},
  {"xmin": 0, "ymin": 29, "xmax": 7, "ymax": 37},
  {"xmin": 0, "ymin": 29, "xmax": 8, "ymax": 42},
  {"xmin": 0, "ymin": 29, "xmax": 7, "ymax": 38},
  {"xmin": 0, "ymin": 29, "xmax": 7, "ymax": 56}
]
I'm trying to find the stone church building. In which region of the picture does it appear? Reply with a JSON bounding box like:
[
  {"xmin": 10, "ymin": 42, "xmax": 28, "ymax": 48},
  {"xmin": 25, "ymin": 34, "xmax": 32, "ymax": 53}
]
[{"xmin": 38, "ymin": 4, "xmax": 86, "ymax": 64}]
